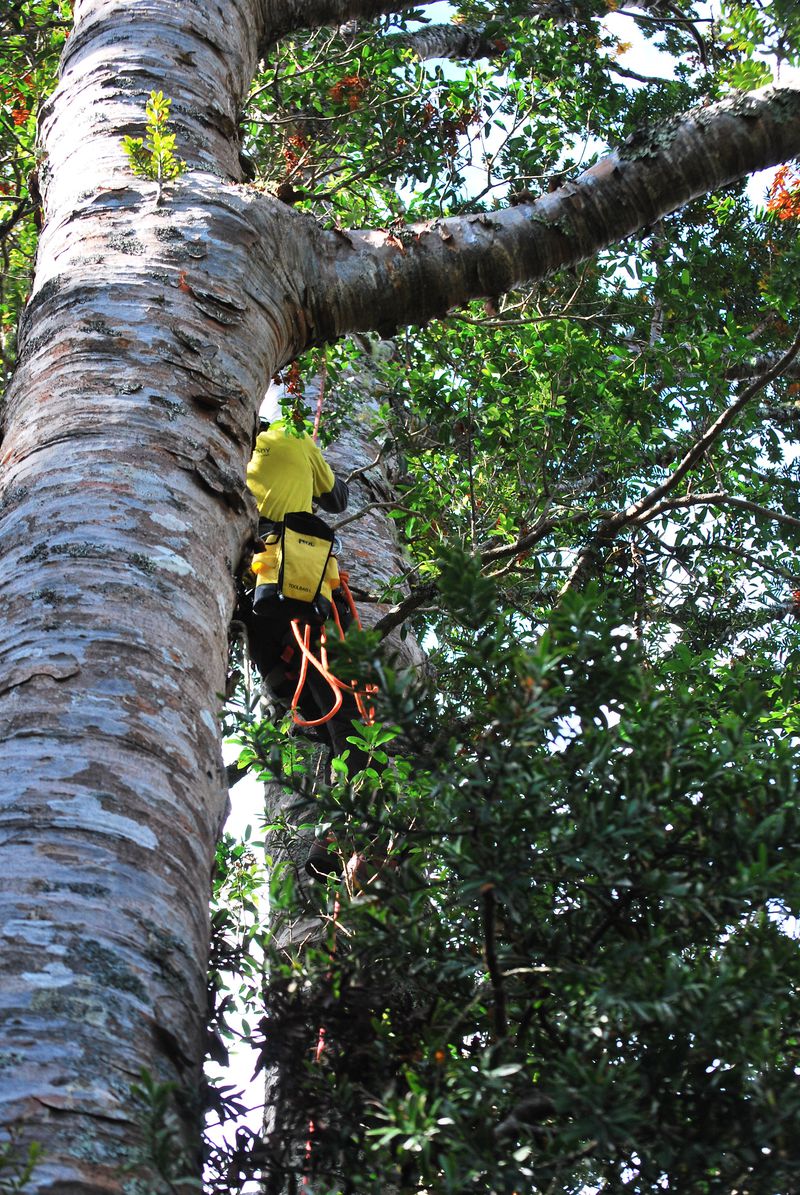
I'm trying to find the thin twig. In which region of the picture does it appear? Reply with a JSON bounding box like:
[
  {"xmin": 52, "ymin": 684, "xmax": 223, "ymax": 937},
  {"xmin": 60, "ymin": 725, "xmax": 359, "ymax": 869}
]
[
  {"xmin": 0, "ymin": 199, "xmax": 30, "ymax": 242},
  {"xmin": 638, "ymin": 490, "xmax": 800, "ymax": 534},
  {"xmin": 482, "ymin": 884, "xmax": 507, "ymax": 1039},
  {"xmin": 608, "ymin": 62, "xmax": 669, "ymax": 85},
  {"xmin": 373, "ymin": 581, "xmax": 438, "ymax": 636},
  {"xmin": 559, "ymin": 327, "xmax": 800, "ymax": 597},
  {"xmin": 332, "ymin": 497, "xmax": 416, "ymax": 531},
  {"xmin": 344, "ymin": 444, "xmax": 387, "ymax": 485}
]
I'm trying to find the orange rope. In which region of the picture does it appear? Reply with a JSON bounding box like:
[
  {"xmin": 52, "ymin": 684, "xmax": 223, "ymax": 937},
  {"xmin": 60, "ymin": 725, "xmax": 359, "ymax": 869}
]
[
  {"xmin": 289, "ymin": 620, "xmax": 343, "ymax": 727},
  {"xmin": 338, "ymin": 572, "xmax": 378, "ymax": 723},
  {"xmin": 289, "ymin": 619, "xmax": 377, "ymax": 728},
  {"xmin": 337, "ymin": 571, "xmax": 360, "ymax": 626},
  {"xmin": 288, "ymin": 616, "xmax": 375, "ymax": 726},
  {"xmin": 288, "ymin": 574, "xmax": 378, "ymax": 728}
]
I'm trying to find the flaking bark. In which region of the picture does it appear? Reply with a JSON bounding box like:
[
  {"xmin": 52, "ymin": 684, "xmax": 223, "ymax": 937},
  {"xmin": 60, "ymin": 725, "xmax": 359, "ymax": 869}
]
[{"xmin": 0, "ymin": 0, "xmax": 277, "ymax": 1188}]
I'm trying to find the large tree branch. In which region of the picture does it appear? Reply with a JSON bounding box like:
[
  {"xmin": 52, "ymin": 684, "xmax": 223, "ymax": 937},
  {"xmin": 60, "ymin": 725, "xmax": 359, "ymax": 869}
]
[
  {"xmin": 387, "ymin": 22, "xmax": 510, "ymax": 62},
  {"xmin": 300, "ymin": 83, "xmax": 800, "ymax": 344},
  {"xmin": 262, "ymin": 0, "xmax": 421, "ymax": 48},
  {"xmin": 263, "ymin": 0, "xmax": 692, "ymax": 52},
  {"xmin": 388, "ymin": 0, "xmax": 703, "ymax": 63},
  {"xmin": 725, "ymin": 351, "xmax": 800, "ymax": 382},
  {"xmin": 265, "ymin": 0, "xmax": 586, "ymax": 54}
]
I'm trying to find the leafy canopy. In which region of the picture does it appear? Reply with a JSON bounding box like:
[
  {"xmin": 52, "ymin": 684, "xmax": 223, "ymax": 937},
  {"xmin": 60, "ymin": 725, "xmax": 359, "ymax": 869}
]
[{"xmin": 211, "ymin": 2, "xmax": 800, "ymax": 1191}]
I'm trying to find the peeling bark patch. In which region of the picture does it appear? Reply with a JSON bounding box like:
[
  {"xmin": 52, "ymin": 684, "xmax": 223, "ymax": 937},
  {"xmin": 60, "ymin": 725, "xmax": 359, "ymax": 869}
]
[
  {"xmin": 38, "ymin": 880, "xmax": 111, "ymax": 897},
  {"xmin": 148, "ymin": 394, "xmax": 185, "ymax": 420},
  {"xmin": 166, "ymin": 445, "xmax": 249, "ymax": 510},
  {"xmin": 82, "ymin": 319, "xmax": 123, "ymax": 338},
  {"xmin": 188, "ymin": 286, "xmax": 246, "ymax": 326},
  {"xmin": 0, "ymin": 655, "xmax": 80, "ymax": 696},
  {"xmin": 22, "ymin": 275, "xmax": 64, "ymax": 323},
  {"xmin": 206, "ymin": 210, "xmax": 260, "ymax": 248},
  {"xmin": 46, "ymin": 795, "xmax": 158, "ymax": 850},
  {"xmin": 150, "ymin": 546, "xmax": 193, "ymax": 576},
  {"xmin": 2, "ymin": 918, "xmax": 64, "ymax": 948},
  {"xmin": 21, "ymin": 962, "xmax": 76, "ymax": 989},
  {"xmin": 158, "ymin": 235, "xmax": 209, "ymax": 264},
  {"xmin": 30, "ymin": 1086, "xmax": 128, "ymax": 1120},
  {"xmin": 149, "ymin": 510, "xmax": 190, "ymax": 533},
  {"xmin": 87, "ymin": 184, "xmax": 144, "ymax": 209}
]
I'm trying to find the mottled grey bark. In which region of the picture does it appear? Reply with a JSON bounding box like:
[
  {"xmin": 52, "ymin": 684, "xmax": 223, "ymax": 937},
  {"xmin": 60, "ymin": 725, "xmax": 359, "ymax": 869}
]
[
  {"xmin": 726, "ymin": 352, "xmax": 800, "ymax": 381},
  {"xmin": 387, "ymin": 22, "xmax": 510, "ymax": 62},
  {"xmin": 0, "ymin": 0, "xmax": 276, "ymax": 1189}
]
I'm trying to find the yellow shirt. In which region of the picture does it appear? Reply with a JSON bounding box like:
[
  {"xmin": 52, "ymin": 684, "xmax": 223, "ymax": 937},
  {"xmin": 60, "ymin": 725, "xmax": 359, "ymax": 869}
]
[{"xmin": 246, "ymin": 421, "xmax": 336, "ymax": 520}]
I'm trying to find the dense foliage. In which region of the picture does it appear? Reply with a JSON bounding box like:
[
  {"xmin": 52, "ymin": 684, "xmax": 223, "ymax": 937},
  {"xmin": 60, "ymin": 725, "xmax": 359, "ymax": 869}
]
[
  {"xmin": 4, "ymin": 0, "xmax": 800, "ymax": 1192},
  {"xmin": 0, "ymin": 0, "xmax": 70, "ymax": 384},
  {"xmin": 212, "ymin": 4, "xmax": 800, "ymax": 1191}
]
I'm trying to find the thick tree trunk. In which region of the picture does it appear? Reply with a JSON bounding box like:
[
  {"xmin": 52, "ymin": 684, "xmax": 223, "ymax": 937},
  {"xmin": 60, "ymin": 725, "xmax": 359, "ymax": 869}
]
[{"xmin": 0, "ymin": 1, "xmax": 277, "ymax": 1188}]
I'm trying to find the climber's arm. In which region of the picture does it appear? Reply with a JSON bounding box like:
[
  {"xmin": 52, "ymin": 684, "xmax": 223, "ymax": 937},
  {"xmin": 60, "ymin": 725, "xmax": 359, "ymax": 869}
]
[
  {"xmin": 308, "ymin": 436, "xmax": 349, "ymax": 513},
  {"xmin": 316, "ymin": 475, "xmax": 349, "ymax": 514}
]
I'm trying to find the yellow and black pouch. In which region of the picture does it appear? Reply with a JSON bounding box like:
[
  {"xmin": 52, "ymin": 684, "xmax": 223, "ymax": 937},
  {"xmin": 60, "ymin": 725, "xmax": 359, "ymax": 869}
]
[{"xmin": 251, "ymin": 511, "xmax": 336, "ymax": 622}]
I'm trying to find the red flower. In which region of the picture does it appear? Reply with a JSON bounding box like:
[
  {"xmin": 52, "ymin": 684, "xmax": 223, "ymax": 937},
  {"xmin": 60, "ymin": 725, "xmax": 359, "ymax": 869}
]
[{"xmin": 767, "ymin": 164, "xmax": 800, "ymax": 221}]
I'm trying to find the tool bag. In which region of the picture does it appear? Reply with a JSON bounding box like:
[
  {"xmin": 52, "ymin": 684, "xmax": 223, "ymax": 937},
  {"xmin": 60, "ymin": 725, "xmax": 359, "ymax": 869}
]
[{"xmin": 251, "ymin": 511, "xmax": 339, "ymax": 622}]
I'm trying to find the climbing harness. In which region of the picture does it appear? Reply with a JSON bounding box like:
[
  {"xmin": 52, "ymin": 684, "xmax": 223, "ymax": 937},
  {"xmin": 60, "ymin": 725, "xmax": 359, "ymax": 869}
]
[
  {"xmin": 254, "ymin": 362, "xmax": 377, "ymax": 730},
  {"xmin": 250, "ymin": 511, "xmax": 338, "ymax": 621},
  {"xmin": 249, "ymin": 517, "xmax": 376, "ymax": 727}
]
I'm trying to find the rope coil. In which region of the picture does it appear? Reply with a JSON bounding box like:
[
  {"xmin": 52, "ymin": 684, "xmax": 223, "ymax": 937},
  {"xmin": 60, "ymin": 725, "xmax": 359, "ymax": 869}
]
[{"xmin": 289, "ymin": 575, "xmax": 377, "ymax": 728}]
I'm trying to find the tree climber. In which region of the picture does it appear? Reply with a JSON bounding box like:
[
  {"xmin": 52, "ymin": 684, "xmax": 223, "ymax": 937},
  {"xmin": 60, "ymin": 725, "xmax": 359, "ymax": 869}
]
[{"xmin": 240, "ymin": 392, "xmax": 370, "ymax": 879}]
